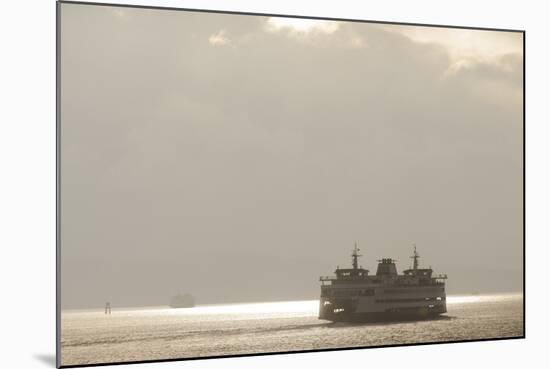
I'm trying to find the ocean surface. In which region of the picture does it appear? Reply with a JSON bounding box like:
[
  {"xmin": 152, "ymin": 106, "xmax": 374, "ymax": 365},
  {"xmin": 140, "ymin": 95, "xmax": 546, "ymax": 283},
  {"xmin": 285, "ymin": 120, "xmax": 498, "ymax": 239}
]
[{"xmin": 61, "ymin": 293, "xmax": 523, "ymax": 366}]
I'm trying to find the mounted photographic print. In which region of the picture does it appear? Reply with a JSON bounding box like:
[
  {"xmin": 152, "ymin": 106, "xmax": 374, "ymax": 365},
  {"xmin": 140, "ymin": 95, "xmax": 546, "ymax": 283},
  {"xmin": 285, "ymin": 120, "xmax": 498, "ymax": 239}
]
[{"xmin": 57, "ymin": 1, "xmax": 525, "ymax": 367}]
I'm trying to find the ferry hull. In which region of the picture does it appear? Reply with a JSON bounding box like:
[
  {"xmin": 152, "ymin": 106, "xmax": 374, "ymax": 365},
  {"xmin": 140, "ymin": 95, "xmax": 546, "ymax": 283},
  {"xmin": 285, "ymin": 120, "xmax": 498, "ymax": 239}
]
[
  {"xmin": 319, "ymin": 308, "xmax": 446, "ymax": 323},
  {"xmin": 318, "ymin": 297, "xmax": 447, "ymax": 322}
]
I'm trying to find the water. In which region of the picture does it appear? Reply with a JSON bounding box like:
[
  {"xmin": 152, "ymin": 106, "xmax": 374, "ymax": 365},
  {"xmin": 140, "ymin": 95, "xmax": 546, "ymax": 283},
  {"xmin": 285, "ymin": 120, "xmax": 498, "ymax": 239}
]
[{"xmin": 61, "ymin": 293, "xmax": 523, "ymax": 366}]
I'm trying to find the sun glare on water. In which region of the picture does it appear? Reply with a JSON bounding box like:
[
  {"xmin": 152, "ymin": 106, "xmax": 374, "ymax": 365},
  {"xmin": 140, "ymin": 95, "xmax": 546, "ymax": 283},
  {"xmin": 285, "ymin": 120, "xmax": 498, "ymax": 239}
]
[
  {"xmin": 165, "ymin": 300, "xmax": 318, "ymax": 317},
  {"xmin": 446, "ymin": 293, "xmax": 522, "ymax": 305}
]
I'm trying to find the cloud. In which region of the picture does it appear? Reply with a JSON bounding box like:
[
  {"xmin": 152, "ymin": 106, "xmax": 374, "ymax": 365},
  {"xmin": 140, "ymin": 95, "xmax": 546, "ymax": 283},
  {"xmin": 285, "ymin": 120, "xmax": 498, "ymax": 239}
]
[
  {"xmin": 445, "ymin": 52, "xmax": 523, "ymax": 107},
  {"xmin": 349, "ymin": 35, "xmax": 368, "ymax": 48},
  {"xmin": 208, "ymin": 29, "xmax": 230, "ymax": 46},
  {"xmin": 265, "ymin": 17, "xmax": 339, "ymax": 34},
  {"xmin": 382, "ymin": 25, "xmax": 522, "ymax": 66}
]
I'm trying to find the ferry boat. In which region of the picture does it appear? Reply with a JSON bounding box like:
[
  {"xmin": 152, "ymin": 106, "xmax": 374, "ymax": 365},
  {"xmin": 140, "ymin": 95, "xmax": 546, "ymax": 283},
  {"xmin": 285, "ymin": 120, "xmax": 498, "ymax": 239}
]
[
  {"xmin": 319, "ymin": 244, "xmax": 447, "ymax": 322},
  {"xmin": 169, "ymin": 293, "xmax": 195, "ymax": 308}
]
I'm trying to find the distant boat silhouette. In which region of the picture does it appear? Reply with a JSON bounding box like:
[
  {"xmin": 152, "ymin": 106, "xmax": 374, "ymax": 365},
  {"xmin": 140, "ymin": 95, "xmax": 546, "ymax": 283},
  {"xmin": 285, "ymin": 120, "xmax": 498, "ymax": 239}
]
[{"xmin": 169, "ymin": 293, "xmax": 195, "ymax": 308}]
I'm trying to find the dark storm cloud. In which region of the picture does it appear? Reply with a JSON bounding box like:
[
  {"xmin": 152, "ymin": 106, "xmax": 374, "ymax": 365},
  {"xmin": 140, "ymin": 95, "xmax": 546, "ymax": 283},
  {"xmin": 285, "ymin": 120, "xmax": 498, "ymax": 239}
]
[{"xmin": 60, "ymin": 4, "xmax": 523, "ymax": 308}]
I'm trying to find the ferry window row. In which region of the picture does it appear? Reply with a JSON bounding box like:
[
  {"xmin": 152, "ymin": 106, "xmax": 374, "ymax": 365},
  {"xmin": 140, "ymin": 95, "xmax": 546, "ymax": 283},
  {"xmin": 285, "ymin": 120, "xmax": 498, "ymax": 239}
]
[
  {"xmin": 375, "ymin": 296, "xmax": 445, "ymax": 303},
  {"xmin": 383, "ymin": 288, "xmax": 445, "ymax": 294},
  {"xmin": 322, "ymin": 289, "xmax": 375, "ymax": 297}
]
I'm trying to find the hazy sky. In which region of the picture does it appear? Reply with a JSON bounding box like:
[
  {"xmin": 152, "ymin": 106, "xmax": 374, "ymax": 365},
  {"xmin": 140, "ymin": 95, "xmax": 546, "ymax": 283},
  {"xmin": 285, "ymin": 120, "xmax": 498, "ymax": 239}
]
[{"xmin": 60, "ymin": 3, "xmax": 523, "ymax": 309}]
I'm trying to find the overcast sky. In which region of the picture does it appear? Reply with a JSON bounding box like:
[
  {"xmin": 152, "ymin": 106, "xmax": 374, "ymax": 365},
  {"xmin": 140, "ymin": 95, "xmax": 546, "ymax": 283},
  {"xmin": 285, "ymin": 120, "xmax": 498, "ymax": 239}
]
[{"xmin": 60, "ymin": 3, "xmax": 523, "ymax": 309}]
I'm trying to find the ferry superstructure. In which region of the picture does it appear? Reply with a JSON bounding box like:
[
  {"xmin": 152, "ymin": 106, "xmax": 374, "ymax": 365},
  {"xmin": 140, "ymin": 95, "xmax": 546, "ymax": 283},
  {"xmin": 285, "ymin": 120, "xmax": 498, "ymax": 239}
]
[{"xmin": 319, "ymin": 245, "xmax": 447, "ymax": 322}]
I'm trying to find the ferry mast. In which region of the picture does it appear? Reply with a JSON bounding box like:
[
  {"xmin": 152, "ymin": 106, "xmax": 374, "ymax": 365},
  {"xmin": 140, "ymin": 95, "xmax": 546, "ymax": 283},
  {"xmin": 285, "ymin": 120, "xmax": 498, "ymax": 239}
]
[
  {"xmin": 351, "ymin": 243, "xmax": 362, "ymax": 270},
  {"xmin": 411, "ymin": 244, "xmax": 420, "ymax": 270}
]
